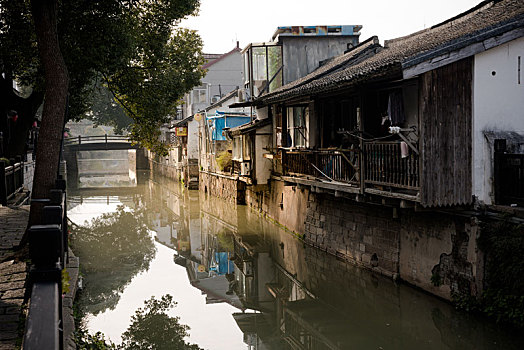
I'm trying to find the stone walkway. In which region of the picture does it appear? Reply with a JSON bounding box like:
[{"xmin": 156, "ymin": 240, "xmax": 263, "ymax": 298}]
[
  {"xmin": 0, "ymin": 205, "xmax": 79, "ymax": 349},
  {"xmin": 0, "ymin": 206, "xmax": 29, "ymax": 350}
]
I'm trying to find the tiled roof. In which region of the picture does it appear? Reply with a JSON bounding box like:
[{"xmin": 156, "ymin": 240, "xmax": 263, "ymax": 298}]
[
  {"xmin": 202, "ymin": 46, "xmax": 241, "ymax": 69},
  {"xmin": 261, "ymin": 0, "xmax": 524, "ymax": 103}
]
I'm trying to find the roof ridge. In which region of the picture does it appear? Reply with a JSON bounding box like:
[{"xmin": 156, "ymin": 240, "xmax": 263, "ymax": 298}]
[
  {"xmin": 384, "ymin": 0, "xmax": 497, "ymax": 48},
  {"xmin": 202, "ymin": 46, "xmax": 241, "ymax": 69}
]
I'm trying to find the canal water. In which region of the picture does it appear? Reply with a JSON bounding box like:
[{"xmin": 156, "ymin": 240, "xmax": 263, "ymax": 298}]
[{"xmin": 67, "ymin": 172, "xmax": 523, "ymax": 349}]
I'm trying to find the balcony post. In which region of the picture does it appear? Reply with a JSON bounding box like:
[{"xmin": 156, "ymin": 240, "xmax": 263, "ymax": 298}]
[{"xmin": 357, "ymin": 107, "xmax": 365, "ymax": 194}]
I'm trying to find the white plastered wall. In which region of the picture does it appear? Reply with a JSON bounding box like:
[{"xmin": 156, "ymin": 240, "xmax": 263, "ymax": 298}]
[
  {"xmin": 255, "ymin": 124, "xmax": 272, "ymax": 185},
  {"xmin": 187, "ymin": 119, "xmax": 200, "ymax": 160},
  {"xmin": 473, "ymin": 36, "xmax": 524, "ymax": 204}
]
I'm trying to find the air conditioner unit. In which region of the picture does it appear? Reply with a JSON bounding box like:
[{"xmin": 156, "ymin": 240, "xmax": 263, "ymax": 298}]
[
  {"xmin": 211, "ymin": 95, "xmax": 220, "ymax": 104},
  {"xmin": 241, "ymin": 161, "xmax": 251, "ymax": 176}
]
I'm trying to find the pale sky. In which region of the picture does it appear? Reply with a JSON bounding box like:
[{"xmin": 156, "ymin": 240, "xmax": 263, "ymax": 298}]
[{"xmin": 180, "ymin": 0, "xmax": 483, "ymax": 54}]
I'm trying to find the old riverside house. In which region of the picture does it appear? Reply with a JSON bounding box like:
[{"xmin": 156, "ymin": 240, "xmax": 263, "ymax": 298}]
[{"xmin": 198, "ymin": 0, "xmax": 524, "ymax": 300}]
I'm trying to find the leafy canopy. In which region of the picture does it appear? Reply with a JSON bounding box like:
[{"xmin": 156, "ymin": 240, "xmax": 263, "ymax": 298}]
[{"xmin": 0, "ymin": 0, "xmax": 206, "ymax": 154}]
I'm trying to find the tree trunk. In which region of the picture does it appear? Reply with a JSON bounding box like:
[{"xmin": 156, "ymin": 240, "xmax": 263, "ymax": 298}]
[
  {"xmin": 0, "ymin": 75, "xmax": 44, "ymax": 158},
  {"xmin": 28, "ymin": 0, "xmax": 69, "ymax": 227}
]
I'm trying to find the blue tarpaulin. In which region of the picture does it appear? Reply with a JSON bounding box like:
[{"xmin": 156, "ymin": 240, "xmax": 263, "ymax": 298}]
[{"xmin": 208, "ymin": 112, "xmax": 250, "ymax": 141}]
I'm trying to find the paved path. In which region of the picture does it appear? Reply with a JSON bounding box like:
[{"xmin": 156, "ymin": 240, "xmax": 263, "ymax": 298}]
[{"xmin": 0, "ymin": 206, "xmax": 29, "ymax": 349}]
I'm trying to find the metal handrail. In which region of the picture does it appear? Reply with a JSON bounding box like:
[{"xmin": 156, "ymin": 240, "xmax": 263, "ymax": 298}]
[{"xmin": 63, "ymin": 134, "xmax": 132, "ymax": 146}]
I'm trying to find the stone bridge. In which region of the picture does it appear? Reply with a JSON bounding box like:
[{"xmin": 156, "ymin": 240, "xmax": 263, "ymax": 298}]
[{"xmin": 63, "ymin": 135, "xmax": 149, "ymax": 183}]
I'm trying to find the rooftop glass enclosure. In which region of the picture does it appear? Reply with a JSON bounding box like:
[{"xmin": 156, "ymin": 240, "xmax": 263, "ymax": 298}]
[{"xmin": 242, "ymin": 43, "xmax": 283, "ymax": 99}]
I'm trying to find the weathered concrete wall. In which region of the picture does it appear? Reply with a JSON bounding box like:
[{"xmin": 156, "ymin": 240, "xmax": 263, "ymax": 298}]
[
  {"xmin": 149, "ymin": 157, "xmax": 182, "ymax": 182},
  {"xmin": 241, "ymin": 178, "xmax": 482, "ymax": 300},
  {"xmin": 199, "ymin": 171, "xmax": 244, "ymax": 205},
  {"xmin": 136, "ymin": 148, "xmax": 149, "ymax": 171},
  {"xmin": 148, "ymin": 151, "xmax": 199, "ymax": 188},
  {"xmin": 281, "ymin": 36, "xmax": 359, "ymax": 84},
  {"xmin": 245, "ymin": 180, "xmax": 308, "ymax": 237},
  {"xmin": 400, "ymin": 212, "xmax": 480, "ymax": 300}
]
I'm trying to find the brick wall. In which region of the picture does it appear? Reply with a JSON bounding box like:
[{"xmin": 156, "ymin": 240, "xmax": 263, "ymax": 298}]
[{"xmin": 304, "ymin": 193, "xmax": 400, "ymax": 277}]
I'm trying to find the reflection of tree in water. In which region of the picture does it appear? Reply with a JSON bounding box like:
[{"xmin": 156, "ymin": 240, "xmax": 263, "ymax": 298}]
[
  {"xmin": 76, "ymin": 295, "xmax": 201, "ymax": 350},
  {"xmin": 121, "ymin": 295, "xmax": 201, "ymax": 350},
  {"xmin": 71, "ymin": 206, "xmax": 156, "ymax": 315}
]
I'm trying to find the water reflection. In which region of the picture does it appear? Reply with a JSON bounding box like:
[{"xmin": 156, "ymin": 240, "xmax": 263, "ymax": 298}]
[
  {"xmin": 121, "ymin": 295, "xmax": 202, "ymax": 350},
  {"xmin": 77, "ymin": 150, "xmax": 137, "ymax": 188},
  {"xmin": 70, "ymin": 205, "xmax": 156, "ymax": 315},
  {"xmin": 68, "ymin": 173, "xmax": 524, "ymax": 349}
]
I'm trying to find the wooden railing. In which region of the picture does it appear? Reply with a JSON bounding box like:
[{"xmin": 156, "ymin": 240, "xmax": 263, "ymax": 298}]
[
  {"xmin": 0, "ymin": 157, "xmax": 24, "ymax": 205},
  {"xmin": 363, "ymin": 141, "xmax": 419, "ymax": 190},
  {"xmin": 280, "ymin": 143, "xmax": 419, "ymax": 191},
  {"xmin": 283, "ymin": 149, "xmax": 359, "ymax": 184}
]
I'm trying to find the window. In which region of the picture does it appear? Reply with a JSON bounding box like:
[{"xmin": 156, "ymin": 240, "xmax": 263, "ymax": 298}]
[
  {"xmin": 244, "ymin": 44, "xmax": 283, "ymax": 98},
  {"xmin": 192, "ymin": 84, "xmax": 208, "ymax": 104},
  {"xmin": 286, "ymin": 106, "xmax": 308, "ymax": 148}
]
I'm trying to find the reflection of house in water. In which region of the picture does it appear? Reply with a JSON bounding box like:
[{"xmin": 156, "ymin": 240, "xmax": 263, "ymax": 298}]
[
  {"xmin": 229, "ymin": 224, "xmax": 523, "ymax": 350},
  {"xmin": 146, "ymin": 177, "xmax": 203, "ymax": 263}
]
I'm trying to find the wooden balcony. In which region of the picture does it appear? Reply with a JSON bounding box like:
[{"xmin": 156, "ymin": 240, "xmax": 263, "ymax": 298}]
[
  {"xmin": 363, "ymin": 141, "xmax": 419, "ymax": 190},
  {"xmin": 281, "ymin": 142, "xmax": 420, "ymax": 198},
  {"xmin": 283, "ymin": 149, "xmax": 359, "ymax": 184}
]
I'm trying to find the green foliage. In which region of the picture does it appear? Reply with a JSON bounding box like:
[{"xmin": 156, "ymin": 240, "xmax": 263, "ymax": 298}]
[
  {"xmin": 71, "ymin": 206, "xmax": 156, "ymax": 315},
  {"xmin": 120, "ymin": 295, "xmax": 202, "ymax": 350},
  {"xmin": 217, "ymin": 229, "xmax": 234, "ymax": 251},
  {"xmin": 453, "ymin": 219, "xmax": 524, "ymax": 328},
  {"xmin": 0, "ymin": 158, "xmax": 10, "ymax": 166},
  {"xmin": 1, "ymin": 0, "xmax": 205, "ymax": 155},
  {"xmin": 216, "ymin": 150, "xmax": 232, "ymax": 172},
  {"xmin": 75, "ymin": 330, "xmax": 117, "ymax": 350},
  {"xmin": 430, "ymin": 272, "xmax": 442, "ymax": 287},
  {"xmin": 81, "ymin": 82, "xmax": 133, "ymax": 135},
  {"xmin": 478, "ymin": 219, "xmax": 524, "ymax": 293},
  {"xmin": 62, "ymin": 269, "xmax": 70, "ymax": 295}
]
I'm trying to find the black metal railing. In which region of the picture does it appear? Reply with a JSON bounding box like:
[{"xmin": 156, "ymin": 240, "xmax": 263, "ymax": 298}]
[
  {"xmin": 63, "ymin": 134, "xmax": 131, "ymax": 146},
  {"xmin": 24, "ymin": 179, "xmax": 68, "ymax": 350},
  {"xmin": 0, "ymin": 157, "xmax": 24, "ymax": 205}
]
